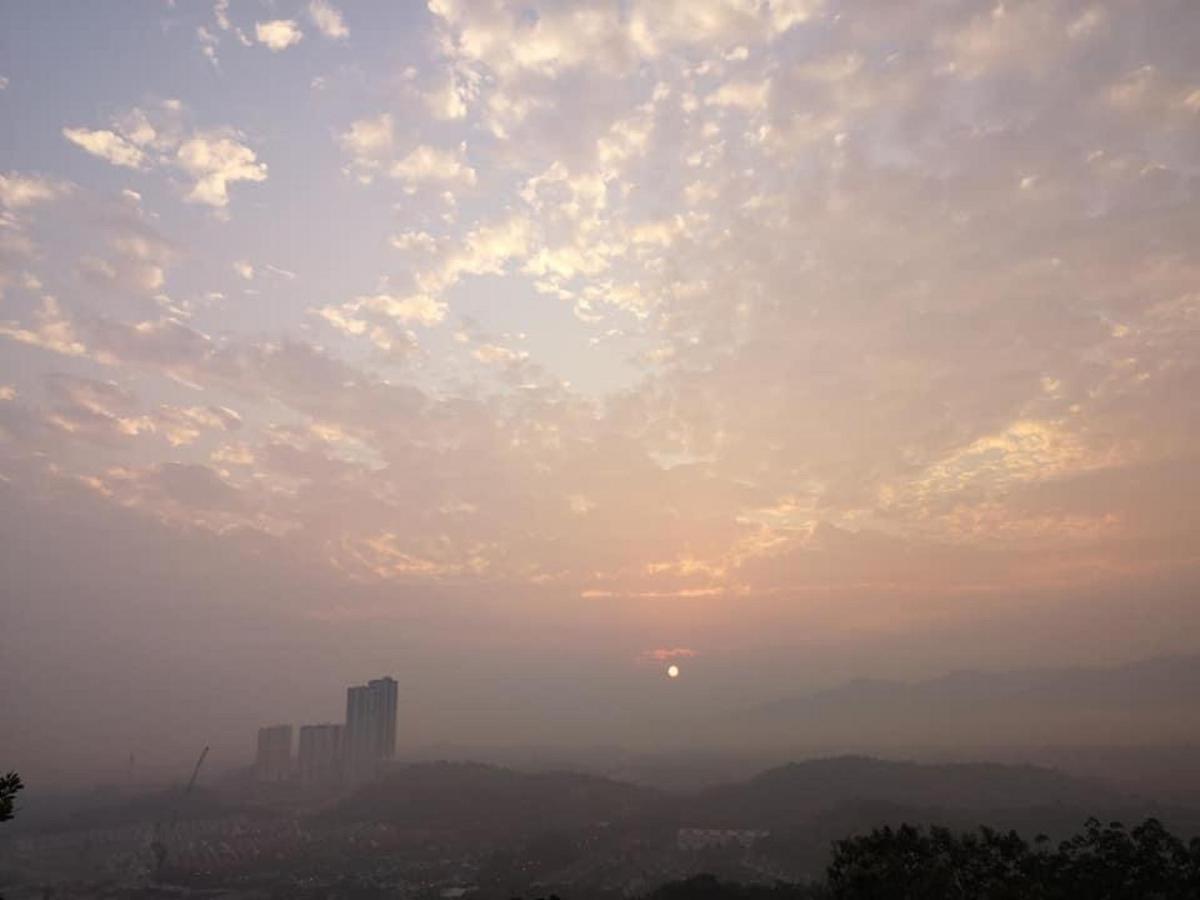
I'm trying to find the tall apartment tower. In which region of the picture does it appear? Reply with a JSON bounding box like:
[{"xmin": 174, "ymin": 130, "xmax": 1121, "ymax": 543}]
[
  {"xmin": 343, "ymin": 676, "xmax": 397, "ymax": 782},
  {"xmin": 298, "ymin": 723, "xmax": 344, "ymax": 786},
  {"xmin": 254, "ymin": 724, "xmax": 293, "ymax": 783}
]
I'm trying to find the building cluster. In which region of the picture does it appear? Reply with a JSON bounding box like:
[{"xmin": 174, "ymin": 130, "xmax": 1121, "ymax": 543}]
[
  {"xmin": 254, "ymin": 676, "xmax": 398, "ymax": 786},
  {"xmin": 676, "ymin": 828, "xmax": 770, "ymax": 852}
]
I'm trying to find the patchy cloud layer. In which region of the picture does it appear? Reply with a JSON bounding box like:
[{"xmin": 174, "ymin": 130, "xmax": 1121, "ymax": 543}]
[
  {"xmin": 3, "ymin": 0, "xmax": 1200, "ymax": 775},
  {"xmin": 63, "ymin": 102, "xmax": 266, "ymax": 209}
]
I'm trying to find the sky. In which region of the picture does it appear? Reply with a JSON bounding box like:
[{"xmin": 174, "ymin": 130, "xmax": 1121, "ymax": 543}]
[{"xmin": 2, "ymin": 0, "xmax": 1200, "ymax": 783}]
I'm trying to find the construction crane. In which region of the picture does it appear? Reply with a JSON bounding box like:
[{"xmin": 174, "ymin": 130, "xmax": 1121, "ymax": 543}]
[{"xmin": 150, "ymin": 745, "xmax": 209, "ymax": 878}]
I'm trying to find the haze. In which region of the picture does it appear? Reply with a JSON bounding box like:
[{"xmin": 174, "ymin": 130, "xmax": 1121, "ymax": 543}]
[{"xmin": 2, "ymin": 0, "xmax": 1200, "ymax": 787}]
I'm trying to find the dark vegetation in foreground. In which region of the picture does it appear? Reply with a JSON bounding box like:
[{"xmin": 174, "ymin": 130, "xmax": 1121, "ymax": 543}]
[
  {"xmin": 0, "ymin": 774, "xmax": 22, "ymax": 824},
  {"xmin": 516, "ymin": 819, "xmax": 1200, "ymax": 900},
  {"xmin": 0, "ymin": 774, "xmax": 24, "ymax": 900},
  {"xmin": 655, "ymin": 818, "xmax": 1200, "ymax": 900}
]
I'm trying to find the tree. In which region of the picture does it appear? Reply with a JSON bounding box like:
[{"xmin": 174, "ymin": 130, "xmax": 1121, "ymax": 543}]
[
  {"xmin": 0, "ymin": 771, "xmax": 22, "ymax": 823},
  {"xmin": 825, "ymin": 817, "xmax": 1200, "ymax": 900}
]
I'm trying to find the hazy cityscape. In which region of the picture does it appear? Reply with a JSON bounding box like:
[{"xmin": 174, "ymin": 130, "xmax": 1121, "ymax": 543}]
[
  {"xmin": 5, "ymin": 0, "xmax": 1200, "ymax": 897},
  {"xmin": 4, "ymin": 658, "xmax": 1200, "ymax": 896}
]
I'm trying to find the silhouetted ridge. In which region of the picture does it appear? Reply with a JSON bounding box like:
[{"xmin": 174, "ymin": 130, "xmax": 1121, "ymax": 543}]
[
  {"xmin": 704, "ymin": 656, "xmax": 1200, "ymax": 755},
  {"xmin": 688, "ymin": 756, "xmax": 1120, "ymax": 827},
  {"xmin": 745, "ymin": 655, "xmax": 1200, "ymax": 730}
]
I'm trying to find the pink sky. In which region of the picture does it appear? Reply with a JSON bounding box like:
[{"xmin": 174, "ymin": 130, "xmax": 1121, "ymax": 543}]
[{"xmin": 2, "ymin": 0, "xmax": 1200, "ymax": 781}]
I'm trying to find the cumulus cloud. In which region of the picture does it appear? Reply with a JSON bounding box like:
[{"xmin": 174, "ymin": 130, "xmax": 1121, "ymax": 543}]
[
  {"xmin": 176, "ymin": 133, "xmax": 268, "ymax": 207},
  {"xmin": 63, "ymin": 103, "xmax": 266, "ymax": 210},
  {"xmin": 255, "ymin": 19, "xmax": 303, "ymax": 51},
  {"xmin": 62, "ymin": 127, "xmax": 147, "ymax": 168}
]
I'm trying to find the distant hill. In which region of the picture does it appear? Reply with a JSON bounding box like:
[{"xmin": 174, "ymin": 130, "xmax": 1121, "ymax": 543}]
[
  {"xmin": 685, "ymin": 756, "xmax": 1120, "ymax": 829},
  {"xmin": 724, "ymin": 654, "xmax": 1200, "ymax": 749},
  {"xmin": 330, "ymin": 757, "xmax": 1145, "ymax": 839}
]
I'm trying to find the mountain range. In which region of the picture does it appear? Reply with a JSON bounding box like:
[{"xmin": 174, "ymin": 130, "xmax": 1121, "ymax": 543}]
[{"xmin": 716, "ymin": 654, "xmax": 1200, "ymax": 750}]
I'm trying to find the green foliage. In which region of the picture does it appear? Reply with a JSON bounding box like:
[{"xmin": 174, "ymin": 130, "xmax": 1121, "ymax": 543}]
[{"xmin": 0, "ymin": 771, "xmax": 23, "ymax": 823}]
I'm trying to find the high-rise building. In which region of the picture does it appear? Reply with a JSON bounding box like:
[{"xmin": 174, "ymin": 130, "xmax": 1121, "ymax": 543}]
[
  {"xmin": 254, "ymin": 724, "xmax": 293, "ymax": 783},
  {"xmin": 298, "ymin": 723, "xmax": 343, "ymax": 786},
  {"xmin": 368, "ymin": 677, "xmax": 398, "ymax": 760},
  {"xmin": 343, "ymin": 676, "xmax": 397, "ymax": 782}
]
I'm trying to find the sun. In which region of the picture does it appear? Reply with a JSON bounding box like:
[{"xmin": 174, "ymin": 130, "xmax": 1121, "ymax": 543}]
[{"xmin": 667, "ymin": 664, "xmax": 680, "ymax": 679}]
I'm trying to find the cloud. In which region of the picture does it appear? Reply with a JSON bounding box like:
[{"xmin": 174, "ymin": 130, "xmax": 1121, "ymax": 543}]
[
  {"xmin": 338, "ymin": 113, "xmax": 394, "ymax": 182},
  {"xmin": 338, "ymin": 116, "xmax": 477, "ymax": 193},
  {"xmin": 318, "ymin": 291, "xmax": 446, "ymax": 339},
  {"xmin": 79, "ymin": 234, "xmax": 176, "ymax": 296},
  {"xmin": 390, "ymin": 143, "xmax": 477, "ymax": 190},
  {"xmin": 341, "ymin": 292, "xmax": 446, "ymax": 327},
  {"xmin": 425, "ymin": 69, "xmax": 476, "ymax": 120},
  {"xmin": 628, "ymin": 0, "xmax": 823, "ymax": 54},
  {"xmin": 473, "ymin": 343, "xmax": 528, "ymax": 366},
  {"xmin": 0, "ymin": 297, "xmax": 88, "ymax": 357},
  {"xmin": 63, "ymin": 104, "xmax": 267, "ymax": 210},
  {"xmin": 255, "ymin": 19, "xmax": 303, "ymax": 52},
  {"xmin": 73, "ymin": 196, "xmax": 179, "ymax": 298},
  {"xmin": 428, "ymin": 1, "xmax": 634, "ymax": 80},
  {"xmin": 176, "ymin": 134, "xmax": 268, "ymax": 207},
  {"xmin": 641, "ymin": 647, "xmax": 699, "ymax": 663},
  {"xmin": 197, "ymin": 25, "xmax": 220, "ymax": 66},
  {"xmin": 33, "ymin": 375, "xmax": 236, "ymax": 448},
  {"xmin": 152, "ymin": 404, "xmax": 243, "ymax": 446},
  {"xmin": 62, "ymin": 128, "xmax": 147, "ymax": 169},
  {"xmin": 308, "ymin": 0, "xmax": 348, "ymax": 40},
  {"xmin": 264, "ymin": 264, "xmax": 296, "ymax": 280},
  {"xmin": 203, "ymin": 0, "xmax": 252, "ymax": 62},
  {"xmin": 705, "ymin": 78, "xmax": 771, "ymax": 112},
  {"xmin": 0, "ymin": 173, "xmax": 70, "ymax": 210},
  {"xmin": 390, "ymin": 231, "xmax": 438, "ymax": 254}
]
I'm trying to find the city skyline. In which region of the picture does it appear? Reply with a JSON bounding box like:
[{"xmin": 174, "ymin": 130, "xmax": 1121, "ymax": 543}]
[{"xmin": 252, "ymin": 676, "xmax": 398, "ymax": 786}]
